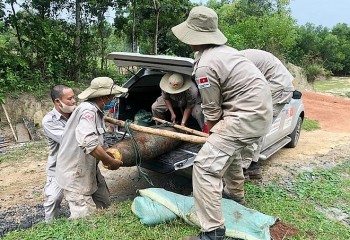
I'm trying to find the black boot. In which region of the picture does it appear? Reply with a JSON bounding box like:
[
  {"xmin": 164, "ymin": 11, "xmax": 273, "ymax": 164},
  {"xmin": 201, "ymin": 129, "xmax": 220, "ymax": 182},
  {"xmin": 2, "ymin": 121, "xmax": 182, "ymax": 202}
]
[
  {"xmin": 222, "ymin": 190, "xmax": 245, "ymax": 205},
  {"xmin": 245, "ymin": 162, "xmax": 262, "ymax": 179},
  {"xmin": 183, "ymin": 227, "xmax": 226, "ymax": 240}
]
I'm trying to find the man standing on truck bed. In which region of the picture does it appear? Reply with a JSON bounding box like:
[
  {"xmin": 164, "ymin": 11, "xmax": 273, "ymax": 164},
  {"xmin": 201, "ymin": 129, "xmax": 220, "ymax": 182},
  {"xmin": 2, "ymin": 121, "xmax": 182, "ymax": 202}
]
[
  {"xmin": 240, "ymin": 49, "xmax": 295, "ymax": 180},
  {"xmin": 152, "ymin": 72, "xmax": 204, "ymax": 129},
  {"xmin": 171, "ymin": 6, "xmax": 273, "ymax": 240}
]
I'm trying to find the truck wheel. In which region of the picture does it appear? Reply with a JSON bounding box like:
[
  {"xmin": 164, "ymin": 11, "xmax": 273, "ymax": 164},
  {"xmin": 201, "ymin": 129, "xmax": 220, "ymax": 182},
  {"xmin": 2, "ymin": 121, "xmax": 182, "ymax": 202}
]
[{"xmin": 286, "ymin": 116, "xmax": 302, "ymax": 148}]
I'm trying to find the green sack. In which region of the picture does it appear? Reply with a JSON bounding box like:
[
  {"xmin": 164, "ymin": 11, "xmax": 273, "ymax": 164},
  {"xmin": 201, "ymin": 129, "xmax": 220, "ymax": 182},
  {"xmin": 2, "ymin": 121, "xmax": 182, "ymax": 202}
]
[
  {"xmin": 132, "ymin": 188, "xmax": 277, "ymax": 240},
  {"xmin": 134, "ymin": 109, "xmax": 154, "ymax": 126}
]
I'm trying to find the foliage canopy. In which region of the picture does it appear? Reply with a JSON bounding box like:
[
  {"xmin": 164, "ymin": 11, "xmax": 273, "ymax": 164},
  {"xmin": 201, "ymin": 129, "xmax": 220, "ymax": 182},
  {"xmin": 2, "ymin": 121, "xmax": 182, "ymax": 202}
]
[{"xmin": 1, "ymin": 0, "xmax": 350, "ymax": 99}]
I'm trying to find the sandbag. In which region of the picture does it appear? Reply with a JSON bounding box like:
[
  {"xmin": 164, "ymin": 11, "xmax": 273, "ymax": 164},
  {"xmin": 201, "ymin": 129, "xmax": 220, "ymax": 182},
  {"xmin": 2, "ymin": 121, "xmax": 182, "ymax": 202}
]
[{"xmin": 132, "ymin": 188, "xmax": 277, "ymax": 240}]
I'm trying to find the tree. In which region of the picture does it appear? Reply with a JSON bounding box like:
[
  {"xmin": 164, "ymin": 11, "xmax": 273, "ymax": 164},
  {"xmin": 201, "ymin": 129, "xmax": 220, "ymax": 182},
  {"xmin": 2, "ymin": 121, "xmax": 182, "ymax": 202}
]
[
  {"xmin": 74, "ymin": 0, "xmax": 82, "ymax": 81},
  {"xmin": 218, "ymin": 0, "xmax": 297, "ymax": 57},
  {"xmin": 6, "ymin": 0, "xmax": 24, "ymax": 57},
  {"xmin": 206, "ymin": 0, "xmax": 233, "ymax": 11},
  {"xmin": 113, "ymin": 0, "xmax": 192, "ymax": 55},
  {"xmin": 332, "ymin": 23, "xmax": 350, "ymax": 75},
  {"xmin": 288, "ymin": 23, "xmax": 350, "ymax": 75},
  {"xmin": 0, "ymin": 1, "xmax": 5, "ymax": 20},
  {"xmin": 86, "ymin": 0, "xmax": 115, "ymax": 70}
]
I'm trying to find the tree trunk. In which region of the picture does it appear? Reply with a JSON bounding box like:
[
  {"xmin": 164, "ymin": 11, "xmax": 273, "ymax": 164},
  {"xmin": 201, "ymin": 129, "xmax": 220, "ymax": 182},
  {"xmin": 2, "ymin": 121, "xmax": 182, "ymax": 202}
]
[
  {"xmin": 98, "ymin": 12, "xmax": 106, "ymax": 70},
  {"xmin": 152, "ymin": 0, "xmax": 160, "ymax": 54},
  {"xmin": 154, "ymin": 9, "xmax": 159, "ymax": 54},
  {"xmin": 132, "ymin": 0, "xmax": 137, "ymax": 52},
  {"xmin": 10, "ymin": 1, "xmax": 24, "ymax": 56},
  {"xmin": 74, "ymin": 0, "xmax": 81, "ymax": 81}
]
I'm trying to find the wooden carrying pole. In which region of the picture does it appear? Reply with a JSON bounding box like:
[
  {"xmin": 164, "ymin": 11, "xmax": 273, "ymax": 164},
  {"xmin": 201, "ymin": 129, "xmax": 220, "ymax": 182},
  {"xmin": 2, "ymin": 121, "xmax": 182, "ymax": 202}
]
[
  {"xmin": 152, "ymin": 117, "xmax": 209, "ymax": 138},
  {"xmin": 104, "ymin": 116, "xmax": 206, "ymax": 144},
  {"xmin": 1, "ymin": 104, "xmax": 18, "ymax": 142}
]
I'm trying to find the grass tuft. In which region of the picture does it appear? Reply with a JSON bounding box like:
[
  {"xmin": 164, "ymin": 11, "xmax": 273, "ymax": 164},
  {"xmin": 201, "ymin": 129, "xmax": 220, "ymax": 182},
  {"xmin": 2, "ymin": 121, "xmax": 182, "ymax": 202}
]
[
  {"xmin": 302, "ymin": 118, "xmax": 320, "ymax": 131},
  {"xmin": 0, "ymin": 140, "xmax": 47, "ymax": 164}
]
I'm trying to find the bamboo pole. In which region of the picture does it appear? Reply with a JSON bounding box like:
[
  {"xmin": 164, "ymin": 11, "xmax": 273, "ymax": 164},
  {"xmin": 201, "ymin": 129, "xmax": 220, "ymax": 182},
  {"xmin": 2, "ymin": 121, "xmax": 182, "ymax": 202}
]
[
  {"xmin": 1, "ymin": 104, "xmax": 18, "ymax": 142},
  {"xmin": 104, "ymin": 116, "xmax": 206, "ymax": 144},
  {"xmin": 152, "ymin": 117, "xmax": 209, "ymax": 137}
]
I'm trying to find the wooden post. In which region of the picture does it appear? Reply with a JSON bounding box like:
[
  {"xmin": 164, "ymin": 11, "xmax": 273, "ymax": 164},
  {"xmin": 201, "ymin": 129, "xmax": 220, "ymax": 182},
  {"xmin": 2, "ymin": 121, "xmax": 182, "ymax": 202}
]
[
  {"xmin": 1, "ymin": 104, "xmax": 18, "ymax": 142},
  {"xmin": 104, "ymin": 116, "xmax": 207, "ymax": 144},
  {"xmin": 152, "ymin": 117, "xmax": 209, "ymax": 137}
]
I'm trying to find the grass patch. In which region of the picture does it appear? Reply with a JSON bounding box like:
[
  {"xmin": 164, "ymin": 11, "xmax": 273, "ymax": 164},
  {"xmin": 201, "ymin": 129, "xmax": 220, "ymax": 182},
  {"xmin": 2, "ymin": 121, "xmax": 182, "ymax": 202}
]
[
  {"xmin": 302, "ymin": 118, "xmax": 320, "ymax": 131},
  {"xmin": 0, "ymin": 140, "xmax": 47, "ymax": 164},
  {"xmin": 3, "ymin": 200, "xmax": 197, "ymax": 240},
  {"xmin": 3, "ymin": 161, "xmax": 350, "ymax": 240},
  {"xmin": 314, "ymin": 77, "xmax": 350, "ymax": 98},
  {"xmin": 246, "ymin": 160, "xmax": 350, "ymax": 240}
]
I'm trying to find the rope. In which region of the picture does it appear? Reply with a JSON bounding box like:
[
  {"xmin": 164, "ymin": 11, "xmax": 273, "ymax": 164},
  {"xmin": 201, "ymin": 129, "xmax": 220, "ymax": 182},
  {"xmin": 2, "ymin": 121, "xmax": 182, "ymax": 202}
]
[
  {"xmin": 104, "ymin": 129, "xmax": 127, "ymax": 147},
  {"xmin": 151, "ymin": 122, "xmax": 174, "ymax": 129},
  {"xmin": 124, "ymin": 119, "xmax": 154, "ymax": 186}
]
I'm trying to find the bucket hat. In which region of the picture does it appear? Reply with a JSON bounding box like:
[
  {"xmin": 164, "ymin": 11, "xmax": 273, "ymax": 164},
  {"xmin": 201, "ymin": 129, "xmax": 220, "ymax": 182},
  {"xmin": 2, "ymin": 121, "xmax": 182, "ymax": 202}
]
[
  {"xmin": 171, "ymin": 6, "xmax": 227, "ymax": 45},
  {"xmin": 159, "ymin": 73, "xmax": 192, "ymax": 94},
  {"xmin": 78, "ymin": 77, "xmax": 128, "ymax": 100}
]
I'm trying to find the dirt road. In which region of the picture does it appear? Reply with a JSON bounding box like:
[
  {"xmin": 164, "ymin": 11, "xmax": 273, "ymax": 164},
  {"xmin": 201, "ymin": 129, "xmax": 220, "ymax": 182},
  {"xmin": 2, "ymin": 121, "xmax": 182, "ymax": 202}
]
[
  {"xmin": 0, "ymin": 90, "xmax": 350, "ymax": 236},
  {"xmin": 261, "ymin": 91, "xmax": 350, "ymax": 182},
  {"xmin": 2, "ymin": 90, "xmax": 350, "ymax": 206}
]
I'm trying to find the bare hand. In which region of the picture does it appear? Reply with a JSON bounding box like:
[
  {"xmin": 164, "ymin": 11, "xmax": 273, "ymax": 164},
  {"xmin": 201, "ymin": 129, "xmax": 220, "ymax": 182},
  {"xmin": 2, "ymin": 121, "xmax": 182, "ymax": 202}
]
[
  {"xmin": 104, "ymin": 160, "xmax": 123, "ymax": 170},
  {"xmin": 171, "ymin": 113, "xmax": 176, "ymax": 123}
]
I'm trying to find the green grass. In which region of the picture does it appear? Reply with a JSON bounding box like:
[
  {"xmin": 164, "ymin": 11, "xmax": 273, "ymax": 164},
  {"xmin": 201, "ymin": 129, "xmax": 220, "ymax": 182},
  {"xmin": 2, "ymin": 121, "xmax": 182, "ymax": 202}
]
[
  {"xmin": 246, "ymin": 161, "xmax": 350, "ymax": 240},
  {"xmin": 3, "ymin": 160, "xmax": 350, "ymax": 240},
  {"xmin": 4, "ymin": 201, "xmax": 197, "ymax": 240},
  {"xmin": 314, "ymin": 76, "xmax": 350, "ymax": 98},
  {"xmin": 0, "ymin": 140, "xmax": 47, "ymax": 164},
  {"xmin": 302, "ymin": 118, "xmax": 320, "ymax": 131}
]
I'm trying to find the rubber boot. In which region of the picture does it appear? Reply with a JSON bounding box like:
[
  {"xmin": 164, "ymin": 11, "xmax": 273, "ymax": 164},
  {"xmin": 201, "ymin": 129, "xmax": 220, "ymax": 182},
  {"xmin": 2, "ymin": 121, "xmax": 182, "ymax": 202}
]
[
  {"xmin": 222, "ymin": 190, "xmax": 245, "ymax": 205},
  {"xmin": 245, "ymin": 162, "xmax": 262, "ymax": 180},
  {"xmin": 183, "ymin": 227, "xmax": 226, "ymax": 240}
]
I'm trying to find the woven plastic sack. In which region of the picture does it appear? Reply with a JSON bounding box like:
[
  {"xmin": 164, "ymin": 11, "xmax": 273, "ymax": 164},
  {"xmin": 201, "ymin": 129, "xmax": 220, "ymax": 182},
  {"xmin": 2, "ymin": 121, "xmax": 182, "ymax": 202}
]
[{"xmin": 132, "ymin": 188, "xmax": 277, "ymax": 240}]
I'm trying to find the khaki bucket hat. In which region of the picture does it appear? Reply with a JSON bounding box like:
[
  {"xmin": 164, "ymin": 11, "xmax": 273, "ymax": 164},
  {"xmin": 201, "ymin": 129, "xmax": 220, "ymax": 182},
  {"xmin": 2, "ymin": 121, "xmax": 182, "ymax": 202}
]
[
  {"xmin": 78, "ymin": 77, "xmax": 128, "ymax": 100},
  {"xmin": 159, "ymin": 73, "xmax": 192, "ymax": 94},
  {"xmin": 171, "ymin": 6, "xmax": 227, "ymax": 45}
]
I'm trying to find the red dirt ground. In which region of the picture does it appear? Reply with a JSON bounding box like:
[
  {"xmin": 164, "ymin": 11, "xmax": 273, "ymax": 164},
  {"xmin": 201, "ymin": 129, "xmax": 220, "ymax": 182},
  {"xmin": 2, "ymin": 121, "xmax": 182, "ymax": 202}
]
[{"xmin": 302, "ymin": 91, "xmax": 350, "ymax": 133}]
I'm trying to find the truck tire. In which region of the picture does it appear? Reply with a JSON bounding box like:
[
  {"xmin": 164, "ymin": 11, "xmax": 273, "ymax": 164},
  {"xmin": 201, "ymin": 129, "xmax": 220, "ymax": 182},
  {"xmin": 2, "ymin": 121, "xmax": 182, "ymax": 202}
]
[{"xmin": 286, "ymin": 116, "xmax": 302, "ymax": 148}]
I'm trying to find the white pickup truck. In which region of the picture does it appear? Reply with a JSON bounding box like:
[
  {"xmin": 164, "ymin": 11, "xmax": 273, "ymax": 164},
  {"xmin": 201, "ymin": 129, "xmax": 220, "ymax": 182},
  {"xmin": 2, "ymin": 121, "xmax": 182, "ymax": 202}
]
[{"xmin": 106, "ymin": 52, "xmax": 305, "ymax": 174}]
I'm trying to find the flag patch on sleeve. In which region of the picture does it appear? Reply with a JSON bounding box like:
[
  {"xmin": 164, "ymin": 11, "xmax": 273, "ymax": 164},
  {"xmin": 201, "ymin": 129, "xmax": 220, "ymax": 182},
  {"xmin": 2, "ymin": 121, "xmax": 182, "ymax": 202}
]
[
  {"xmin": 83, "ymin": 113, "xmax": 94, "ymax": 121},
  {"xmin": 196, "ymin": 77, "xmax": 210, "ymax": 89}
]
